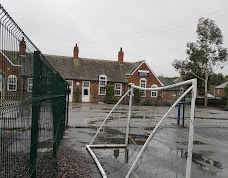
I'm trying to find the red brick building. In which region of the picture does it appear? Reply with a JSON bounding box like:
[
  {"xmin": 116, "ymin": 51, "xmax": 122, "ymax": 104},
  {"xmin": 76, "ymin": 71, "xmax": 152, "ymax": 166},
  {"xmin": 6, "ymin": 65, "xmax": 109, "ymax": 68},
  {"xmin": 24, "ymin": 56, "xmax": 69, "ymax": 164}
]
[
  {"xmin": 1, "ymin": 40, "xmax": 180, "ymax": 104},
  {"xmin": 214, "ymin": 81, "xmax": 228, "ymax": 98},
  {"xmin": 45, "ymin": 44, "xmax": 166, "ymax": 103},
  {"xmin": 0, "ymin": 38, "xmax": 33, "ymax": 100}
]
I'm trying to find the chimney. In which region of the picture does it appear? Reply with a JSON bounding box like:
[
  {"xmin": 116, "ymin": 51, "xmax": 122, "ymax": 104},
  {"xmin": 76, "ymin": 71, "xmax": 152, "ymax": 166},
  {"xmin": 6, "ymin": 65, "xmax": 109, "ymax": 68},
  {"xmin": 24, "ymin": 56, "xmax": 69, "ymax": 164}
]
[
  {"xmin": 73, "ymin": 43, "xmax": 79, "ymax": 60},
  {"xmin": 19, "ymin": 37, "xmax": 26, "ymax": 56},
  {"xmin": 118, "ymin": 47, "xmax": 124, "ymax": 64}
]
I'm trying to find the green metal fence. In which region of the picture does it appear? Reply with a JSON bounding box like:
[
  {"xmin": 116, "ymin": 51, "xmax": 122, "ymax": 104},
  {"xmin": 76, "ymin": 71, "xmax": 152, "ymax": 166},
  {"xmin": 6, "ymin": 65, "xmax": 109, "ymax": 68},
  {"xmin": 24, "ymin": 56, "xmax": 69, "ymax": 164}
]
[{"xmin": 0, "ymin": 4, "xmax": 69, "ymax": 178}]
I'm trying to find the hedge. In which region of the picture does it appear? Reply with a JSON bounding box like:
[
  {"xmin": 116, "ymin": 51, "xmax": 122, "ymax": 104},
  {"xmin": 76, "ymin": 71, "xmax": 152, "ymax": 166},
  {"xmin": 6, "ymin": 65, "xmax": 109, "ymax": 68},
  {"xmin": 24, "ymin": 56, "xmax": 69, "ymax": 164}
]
[{"xmin": 196, "ymin": 98, "xmax": 226, "ymax": 107}]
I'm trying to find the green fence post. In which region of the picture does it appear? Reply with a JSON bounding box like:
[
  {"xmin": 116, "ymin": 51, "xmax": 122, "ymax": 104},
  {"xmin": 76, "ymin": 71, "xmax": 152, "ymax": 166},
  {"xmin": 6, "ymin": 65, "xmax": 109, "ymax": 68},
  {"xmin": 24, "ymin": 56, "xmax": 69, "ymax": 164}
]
[
  {"xmin": 51, "ymin": 73, "xmax": 59, "ymax": 175},
  {"xmin": 29, "ymin": 51, "xmax": 41, "ymax": 178}
]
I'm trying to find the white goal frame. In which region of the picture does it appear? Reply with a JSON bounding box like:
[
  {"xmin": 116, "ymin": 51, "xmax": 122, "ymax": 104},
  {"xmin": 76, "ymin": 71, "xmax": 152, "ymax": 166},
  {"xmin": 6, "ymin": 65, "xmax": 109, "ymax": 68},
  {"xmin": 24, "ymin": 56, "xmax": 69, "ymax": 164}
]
[{"xmin": 86, "ymin": 78, "xmax": 197, "ymax": 178}]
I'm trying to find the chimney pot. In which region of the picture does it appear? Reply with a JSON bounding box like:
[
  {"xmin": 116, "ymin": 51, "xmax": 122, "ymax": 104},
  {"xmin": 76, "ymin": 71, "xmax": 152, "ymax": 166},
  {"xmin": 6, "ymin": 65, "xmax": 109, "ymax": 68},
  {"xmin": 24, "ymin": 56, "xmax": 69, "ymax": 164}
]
[
  {"xmin": 118, "ymin": 47, "xmax": 124, "ymax": 64},
  {"xmin": 74, "ymin": 43, "xmax": 79, "ymax": 60},
  {"xmin": 19, "ymin": 37, "xmax": 26, "ymax": 56}
]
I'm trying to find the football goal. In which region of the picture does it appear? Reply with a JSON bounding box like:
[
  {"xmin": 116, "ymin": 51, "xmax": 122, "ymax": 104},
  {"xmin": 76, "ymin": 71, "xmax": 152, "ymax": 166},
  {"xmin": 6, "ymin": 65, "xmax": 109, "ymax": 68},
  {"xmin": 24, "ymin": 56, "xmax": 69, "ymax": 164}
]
[{"xmin": 87, "ymin": 78, "xmax": 197, "ymax": 178}]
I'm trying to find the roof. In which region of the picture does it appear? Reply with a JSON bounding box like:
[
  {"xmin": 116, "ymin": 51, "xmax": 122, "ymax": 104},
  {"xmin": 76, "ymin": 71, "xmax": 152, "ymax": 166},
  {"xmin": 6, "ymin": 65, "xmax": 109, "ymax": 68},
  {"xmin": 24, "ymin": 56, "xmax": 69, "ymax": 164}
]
[
  {"xmin": 2, "ymin": 50, "xmax": 159, "ymax": 84},
  {"xmin": 215, "ymin": 81, "xmax": 228, "ymax": 89},
  {"xmin": 173, "ymin": 76, "xmax": 183, "ymax": 84},
  {"xmin": 158, "ymin": 77, "xmax": 174, "ymax": 86},
  {"xmin": 40, "ymin": 55, "xmax": 145, "ymax": 83},
  {"xmin": 158, "ymin": 77, "xmax": 178, "ymax": 91},
  {"xmin": 122, "ymin": 61, "xmax": 144, "ymax": 74},
  {"xmin": 1, "ymin": 50, "xmax": 34, "ymax": 77}
]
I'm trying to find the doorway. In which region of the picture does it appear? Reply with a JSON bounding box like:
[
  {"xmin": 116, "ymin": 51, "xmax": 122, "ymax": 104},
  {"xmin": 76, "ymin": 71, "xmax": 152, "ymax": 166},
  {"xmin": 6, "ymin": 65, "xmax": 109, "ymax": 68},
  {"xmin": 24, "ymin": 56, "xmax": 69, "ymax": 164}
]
[{"xmin": 82, "ymin": 81, "xmax": 90, "ymax": 102}]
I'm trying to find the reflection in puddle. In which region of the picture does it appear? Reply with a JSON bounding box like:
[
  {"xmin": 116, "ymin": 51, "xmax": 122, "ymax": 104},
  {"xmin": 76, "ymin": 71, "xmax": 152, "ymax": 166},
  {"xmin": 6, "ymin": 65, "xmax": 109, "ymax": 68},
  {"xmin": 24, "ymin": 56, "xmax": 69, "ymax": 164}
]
[
  {"xmin": 177, "ymin": 140, "xmax": 207, "ymax": 145},
  {"xmin": 95, "ymin": 126, "xmax": 225, "ymax": 177},
  {"xmin": 129, "ymin": 134, "xmax": 148, "ymax": 145},
  {"xmin": 192, "ymin": 152, "xmax": 223, "ymax": 170}
]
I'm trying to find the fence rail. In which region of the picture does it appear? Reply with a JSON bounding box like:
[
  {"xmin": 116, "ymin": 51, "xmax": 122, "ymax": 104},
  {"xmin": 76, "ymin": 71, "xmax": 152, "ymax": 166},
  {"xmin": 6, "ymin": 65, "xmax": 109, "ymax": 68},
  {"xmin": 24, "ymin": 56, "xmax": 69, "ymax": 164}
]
[{"xmin": 0, "ymin": 3, "xmax": 69, "ymax": 178}]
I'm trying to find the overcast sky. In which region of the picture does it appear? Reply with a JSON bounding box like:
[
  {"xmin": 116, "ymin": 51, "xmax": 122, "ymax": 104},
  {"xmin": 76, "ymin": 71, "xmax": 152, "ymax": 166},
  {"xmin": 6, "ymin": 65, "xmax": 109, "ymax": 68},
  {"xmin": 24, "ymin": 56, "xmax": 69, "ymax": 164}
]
[{"xmin": 1, "ymin": 0, "xmax": 228, "ymax": 77}]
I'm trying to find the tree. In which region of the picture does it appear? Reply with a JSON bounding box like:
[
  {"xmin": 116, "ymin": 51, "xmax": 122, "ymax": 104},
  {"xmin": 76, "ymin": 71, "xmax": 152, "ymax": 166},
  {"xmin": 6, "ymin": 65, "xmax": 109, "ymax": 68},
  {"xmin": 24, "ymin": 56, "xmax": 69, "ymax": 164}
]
[
  {"xmin": 173, "ymin": 18, "xmax": 228, "ymax": 106},
  {"xmin": 208, "ymin": 73, "xmax": 225, "ymax": 86}
]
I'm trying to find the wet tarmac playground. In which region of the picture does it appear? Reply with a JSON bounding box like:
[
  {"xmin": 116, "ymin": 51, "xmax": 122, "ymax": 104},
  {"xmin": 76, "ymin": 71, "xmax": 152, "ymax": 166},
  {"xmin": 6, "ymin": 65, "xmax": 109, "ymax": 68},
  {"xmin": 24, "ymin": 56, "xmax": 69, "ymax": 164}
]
[{"xmin": 62, "ymin": 103, "xmax": 228, "ymax": 178}]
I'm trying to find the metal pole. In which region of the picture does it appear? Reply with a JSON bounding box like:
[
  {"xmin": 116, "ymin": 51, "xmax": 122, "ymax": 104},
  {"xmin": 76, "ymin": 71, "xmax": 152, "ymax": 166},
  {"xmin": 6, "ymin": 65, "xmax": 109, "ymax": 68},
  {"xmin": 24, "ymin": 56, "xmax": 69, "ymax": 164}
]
[
  {"xmin": 185, "ymin": 79, "xmax": 197, "ymax": 178},
  {"xmin": 177, "ymin": 102, "xmax": 181, "ymax": 125},
  {"xmin": 126, "ymin": 85, "xmax": 194, "ymax": 178},
  {"xmin": 182, "ymin": 96, "xmax": 185, "ymax": 127},
  {"xmin": 29, "ymin": 51, "xmax": 41, "ymax": 178},
  {"xmin": 125, "ymin": 87, "xmax": 133, "ymax": 145},
  {"xmin": 125, "ymin": 87, "xmax": 133, "ymax": 163}
]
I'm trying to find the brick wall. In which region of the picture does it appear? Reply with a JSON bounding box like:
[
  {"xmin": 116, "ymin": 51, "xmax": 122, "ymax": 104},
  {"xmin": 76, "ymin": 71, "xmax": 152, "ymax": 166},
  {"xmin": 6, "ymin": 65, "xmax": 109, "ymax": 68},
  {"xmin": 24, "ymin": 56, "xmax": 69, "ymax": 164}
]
[
  {"xmin": 0, "ymin": 53, "xmax": 22, "ymax": 99},
  {"xmin": 126, "ymin": 63, "xmax": 161, "ymax": 87},
  {"xmin": 214, "ymin": 88, "xmax": 224, "ymax": 97},
  {"xmin": 71, "ymin": 79, "xmax": 128, "ymax": 103}
]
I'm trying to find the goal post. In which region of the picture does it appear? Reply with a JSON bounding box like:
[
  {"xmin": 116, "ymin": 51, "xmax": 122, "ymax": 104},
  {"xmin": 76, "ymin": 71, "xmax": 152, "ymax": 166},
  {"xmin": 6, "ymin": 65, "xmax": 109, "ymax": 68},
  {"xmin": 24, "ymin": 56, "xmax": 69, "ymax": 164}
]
[{"xmin": 87, "ymin": 78, "xmax": 197, "ymax": 178}]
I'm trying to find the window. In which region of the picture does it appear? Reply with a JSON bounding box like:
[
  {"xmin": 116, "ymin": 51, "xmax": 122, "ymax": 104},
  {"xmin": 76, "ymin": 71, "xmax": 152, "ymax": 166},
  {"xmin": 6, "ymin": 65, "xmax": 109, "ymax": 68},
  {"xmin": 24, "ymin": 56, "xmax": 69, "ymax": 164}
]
[
  {"xmin": 7, "ymin": 75, "xmax": 17, "ymax": 91},
  {"xmin": 151, "ymin": 84, "xmax": 158, "ymax": 97},
  {"xmin": 99, "ymin": 75, "xmax": 107, "ymax": 95},
  {"xmin": 83, "ymin": 81, "xmax": 90, "ymax": 87},
  {"xmin": 28, "ymin": 78, "xmax": 33, "ymax": 92},
  {"xmin": 128, "ymin": 83, "xmax": 134, "ymax": 96},
  {"xmin": 66, "ymin": 80, "xmax": 73, "ymax": 95},
  {"xmin": 66, "ymin": 80, "xmax": 72, "ymax": 87},
  {"xmin": 115, "ymin": 83, "xmax": 122, "ymax": 96},
  {"xmin": 140, "ymin": 78, "xmax": 146, "ymax": 97}
]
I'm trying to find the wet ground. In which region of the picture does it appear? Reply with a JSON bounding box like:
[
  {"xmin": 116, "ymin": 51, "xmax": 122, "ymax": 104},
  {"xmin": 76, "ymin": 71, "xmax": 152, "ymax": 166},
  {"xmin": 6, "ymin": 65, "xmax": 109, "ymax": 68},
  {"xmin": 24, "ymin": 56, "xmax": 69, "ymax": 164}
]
[{"xmin": 62, "ymin": 103, "xmax": 228, "ymax": 178}]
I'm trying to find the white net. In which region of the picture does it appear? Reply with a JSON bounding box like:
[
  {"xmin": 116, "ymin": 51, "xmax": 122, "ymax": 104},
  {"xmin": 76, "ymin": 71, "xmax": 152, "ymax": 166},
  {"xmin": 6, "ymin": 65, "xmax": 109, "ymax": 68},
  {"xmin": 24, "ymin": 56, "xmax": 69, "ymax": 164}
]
[{"xmin": 87, "ymin": 79, "xmax": 197, "ymax": 178}]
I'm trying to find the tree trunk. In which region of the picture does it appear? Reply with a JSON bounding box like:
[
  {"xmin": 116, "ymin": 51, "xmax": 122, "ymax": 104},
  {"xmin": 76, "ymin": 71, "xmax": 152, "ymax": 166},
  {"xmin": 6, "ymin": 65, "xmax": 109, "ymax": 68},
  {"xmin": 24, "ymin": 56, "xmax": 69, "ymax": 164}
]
[{"xmin": 204, "ymin": 69, "xmax": 208, "ymax": 107}]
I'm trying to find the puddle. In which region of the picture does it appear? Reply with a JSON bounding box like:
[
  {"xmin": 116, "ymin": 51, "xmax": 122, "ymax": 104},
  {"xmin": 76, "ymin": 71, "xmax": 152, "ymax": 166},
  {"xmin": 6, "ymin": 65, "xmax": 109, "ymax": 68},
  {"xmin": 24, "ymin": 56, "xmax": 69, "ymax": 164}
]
[
  {"xmin": 178, "ymin": 140, "xmax": 207, "ymax": 145},
  {"xmin": 129, "ymin": 134, "xmax": 148, "ymax": 145},
  {"xmin": 192, "ymin": 153, "xmax": 223, "ymax": 169},
  {"xmin": 197, "ymin": 117, "xmax": 228, "ymax": 120}
]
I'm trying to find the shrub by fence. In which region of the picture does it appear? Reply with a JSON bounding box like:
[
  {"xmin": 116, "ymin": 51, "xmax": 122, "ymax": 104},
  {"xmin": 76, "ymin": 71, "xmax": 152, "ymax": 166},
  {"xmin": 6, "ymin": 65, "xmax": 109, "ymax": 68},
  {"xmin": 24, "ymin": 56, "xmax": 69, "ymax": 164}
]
[{"xmin": 196, "ymin": 98, "xmax": 226, "ymax": 107}]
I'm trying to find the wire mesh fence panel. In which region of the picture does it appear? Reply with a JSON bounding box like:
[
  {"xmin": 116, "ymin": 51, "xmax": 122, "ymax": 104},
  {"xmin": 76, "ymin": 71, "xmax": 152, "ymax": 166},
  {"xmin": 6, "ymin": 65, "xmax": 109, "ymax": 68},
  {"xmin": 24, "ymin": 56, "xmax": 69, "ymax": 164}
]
[
  {"xmin": 0, "ymin": 4, "xmax": 69, "ymax": 178},
  {"xmin": 87, "ymin": 79, "xmax": 197, "ymax": 178}
]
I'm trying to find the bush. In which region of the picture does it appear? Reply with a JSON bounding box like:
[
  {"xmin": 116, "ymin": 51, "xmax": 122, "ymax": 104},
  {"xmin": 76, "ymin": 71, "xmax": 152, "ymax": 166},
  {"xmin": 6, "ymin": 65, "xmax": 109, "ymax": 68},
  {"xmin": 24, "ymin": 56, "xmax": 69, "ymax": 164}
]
[
  {"xmin": 104, "ymin": 83, "xmax": 118, "ymax": 104},
  {"xmin": 142, "ymin": 100, "xmax": 153, "ymax": 106},
  {"xmin": 133, "ymin": 88, "xmax": 141, "ymax": 105},
  {"xmin": 196, "ymin": 98, "xmax": 226, "ymax": 107},
  {"xmin": 75, "ymin": 87, "xmax": 80, "ymax": 102}
]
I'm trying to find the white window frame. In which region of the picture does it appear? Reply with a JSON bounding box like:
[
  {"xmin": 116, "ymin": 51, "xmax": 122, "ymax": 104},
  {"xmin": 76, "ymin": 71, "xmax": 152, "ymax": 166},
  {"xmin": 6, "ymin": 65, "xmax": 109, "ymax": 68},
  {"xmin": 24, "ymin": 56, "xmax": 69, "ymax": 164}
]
[
  {"xmin": 99, "ymin": 74, "xmax": 107, "ymax": 95},
  {"xmin": 115, "ymin": 83, "xmax": 122, "ymax": 96},
  {"xmin": 27, "ymin": 78, "xmax": 33, "ymax": 92},
  {"xmin": 7, "ymin": 75, "xmax": 17, "ymax": 91},
  {"xmin": 140, "ymin": 78, "xmax": 147, "ymax": 97},
  {"xmin": 151, "ymin": 84, "xmax": 158, "ymax": 97},
  {"xmin": 128, "ymin": 83, "xmax": 134, "ymax": 96}
]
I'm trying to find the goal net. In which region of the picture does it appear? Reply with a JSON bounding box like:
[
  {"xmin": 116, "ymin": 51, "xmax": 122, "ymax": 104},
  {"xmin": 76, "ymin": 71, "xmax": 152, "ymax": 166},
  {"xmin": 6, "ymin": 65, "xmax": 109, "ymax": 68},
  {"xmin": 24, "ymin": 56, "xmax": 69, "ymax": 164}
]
[{"xmin": 87, "ymin": 79, "xmax": 197, "ymax": 178}]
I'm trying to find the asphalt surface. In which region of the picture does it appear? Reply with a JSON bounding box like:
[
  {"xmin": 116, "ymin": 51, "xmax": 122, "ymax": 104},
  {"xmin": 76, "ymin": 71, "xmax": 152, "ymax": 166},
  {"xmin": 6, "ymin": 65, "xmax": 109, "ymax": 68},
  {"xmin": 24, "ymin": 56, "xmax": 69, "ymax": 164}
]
[{"xmin": 62, "ymin": 103, "xmax": 228, "ymax": 178}]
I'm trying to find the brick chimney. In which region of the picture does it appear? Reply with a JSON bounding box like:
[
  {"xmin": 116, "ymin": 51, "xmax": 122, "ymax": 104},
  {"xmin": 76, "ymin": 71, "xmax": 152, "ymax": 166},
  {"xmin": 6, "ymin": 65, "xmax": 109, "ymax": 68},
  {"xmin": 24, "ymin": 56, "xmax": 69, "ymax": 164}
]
[
  {"xmin": 118, "ymin": 47, "xmax": 124, "ymax": 64},
  {"xmin": 19, "ymin": 37, "xmax": 26, "ymax": 56},
  {"xmin": 73, "ymin": 43, "xmax": 79, "ymax": 60}
]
